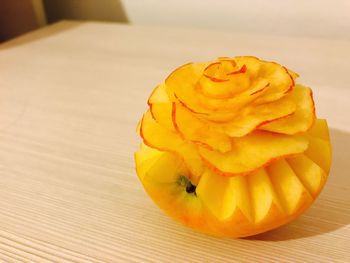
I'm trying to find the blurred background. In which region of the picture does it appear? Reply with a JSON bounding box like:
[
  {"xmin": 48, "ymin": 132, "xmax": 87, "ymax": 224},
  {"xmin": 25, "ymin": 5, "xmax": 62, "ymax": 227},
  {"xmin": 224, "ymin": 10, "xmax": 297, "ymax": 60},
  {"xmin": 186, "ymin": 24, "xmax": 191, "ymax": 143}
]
[{"xmin": 0, "ymin": 0, "xmax": 350, "ymax": 42}]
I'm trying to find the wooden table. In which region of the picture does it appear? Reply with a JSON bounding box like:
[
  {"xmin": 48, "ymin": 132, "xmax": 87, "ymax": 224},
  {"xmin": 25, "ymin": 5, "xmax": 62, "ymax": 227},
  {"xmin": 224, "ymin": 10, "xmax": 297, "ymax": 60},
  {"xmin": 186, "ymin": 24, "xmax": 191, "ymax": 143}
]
[{"xmin": 0, "ymin": 21, "xmax": 349, "ymax": 262}]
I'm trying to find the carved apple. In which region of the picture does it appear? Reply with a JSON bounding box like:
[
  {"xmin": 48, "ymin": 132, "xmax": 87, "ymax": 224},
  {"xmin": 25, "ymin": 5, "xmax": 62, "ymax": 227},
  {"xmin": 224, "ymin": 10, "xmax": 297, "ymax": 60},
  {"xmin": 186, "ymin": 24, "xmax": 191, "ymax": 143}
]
[{"xmin": 135, "ymin": 56, "xmax": 331, "ymax": 237}]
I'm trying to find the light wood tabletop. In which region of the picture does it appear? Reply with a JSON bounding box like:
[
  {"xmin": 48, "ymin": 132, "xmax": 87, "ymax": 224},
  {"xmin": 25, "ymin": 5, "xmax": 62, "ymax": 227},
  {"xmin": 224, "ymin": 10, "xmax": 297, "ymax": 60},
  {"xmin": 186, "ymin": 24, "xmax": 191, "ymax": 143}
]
[{"xmin": 0, "ymin": 21, "xmax": 349, "ymax": 262}]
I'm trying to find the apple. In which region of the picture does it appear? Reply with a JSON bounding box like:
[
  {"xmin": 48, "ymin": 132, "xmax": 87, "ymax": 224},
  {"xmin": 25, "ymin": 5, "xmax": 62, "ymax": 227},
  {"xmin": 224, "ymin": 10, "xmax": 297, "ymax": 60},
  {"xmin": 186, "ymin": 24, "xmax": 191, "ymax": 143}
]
[{"xmin": 135, "ymin": 56, "xmax": 331, "ymax": 237}]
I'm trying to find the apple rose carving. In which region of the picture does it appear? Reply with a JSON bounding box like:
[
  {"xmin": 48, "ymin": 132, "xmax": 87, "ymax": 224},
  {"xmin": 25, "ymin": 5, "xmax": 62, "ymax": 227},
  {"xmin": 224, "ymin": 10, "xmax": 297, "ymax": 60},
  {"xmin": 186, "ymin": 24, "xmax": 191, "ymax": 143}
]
[{"xmin": 135, "ymin": 56, "xmax": 332, "ymax": 237}]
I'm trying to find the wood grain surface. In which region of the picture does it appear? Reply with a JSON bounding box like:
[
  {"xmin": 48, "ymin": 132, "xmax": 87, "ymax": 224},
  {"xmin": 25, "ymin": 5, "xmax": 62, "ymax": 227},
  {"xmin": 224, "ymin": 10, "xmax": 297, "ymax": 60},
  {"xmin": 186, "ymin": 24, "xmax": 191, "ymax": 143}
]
[{"xmin": 0, "ymin": 21, "xmax": 349, "ymax": 262}]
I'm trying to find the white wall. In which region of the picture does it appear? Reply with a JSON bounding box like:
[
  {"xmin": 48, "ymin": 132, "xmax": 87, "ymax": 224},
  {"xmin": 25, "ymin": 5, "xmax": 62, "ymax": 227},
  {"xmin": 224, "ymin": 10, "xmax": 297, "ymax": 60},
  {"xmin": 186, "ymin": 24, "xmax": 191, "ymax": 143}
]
[{"xmin": 122, "ymin": 0, "xmax": 350, "ymax": 39}]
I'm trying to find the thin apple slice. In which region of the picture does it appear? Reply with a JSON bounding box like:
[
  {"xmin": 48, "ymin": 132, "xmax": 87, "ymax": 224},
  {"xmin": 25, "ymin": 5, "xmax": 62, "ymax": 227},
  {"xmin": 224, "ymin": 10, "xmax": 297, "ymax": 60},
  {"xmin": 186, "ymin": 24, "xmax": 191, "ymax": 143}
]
[
  {"xmin": 259, "ymin": 85, "xmax": 315, "ymax": 134},
  {"xmin": 308, "ymin": 119, "xmax": 330, "ymax": 140},
  {"xmin": 140, "ymin": 110, "xmax": 204, "ymax": 180},
  {"xmin": 287, "ymin": 68, "xmax": 299, "ymax": 79},
  {"xmin": 140, "ymin": 110, "xmax": 183, "ymax": 151},
  {"xmin": 248, "ymin": 168, "xmax": 283, "ymax": 223},
  {"xmin": 135, "ymin": 143, "xmax": 164, "ymax": 181},
  {"xmin": 196, "ymin": 78, "xmax": 269, "ymax": 112},
  {"xmin": 143, "ymin": 151, "xmax": 187, "ymax": 184},
  {"xmin": 304, "ymin": 118, "xmax": 331, "ymax": 174},
  {"xmin": 197, "ymin": 61, "xmax": 250, "ymax": 99},
  {"xmin": 165, "ymin": 62, "xmax": 209, "ymax": 112},
  {"xmin": 199, "ymin": 131, "xmax": 309, "ymax": 176},
  {"xmin": 148, "ymin": 83, "xmax": 175, "ymax": 131},
  {"xmin": 214, "ymin": 94, "xmax": 296, "ymax": 137},
  {"xmin": 173, "ymin": 103, "xmax": 232, "ymax": 152},
  {"xmin": 136, "ymin": 119, "xmax": 141, "ymax": 135},
  {"xmin": 235, "ymin": 56, "xmax": 294, "ymax": 103},
  {"xmin": 148, "ymin": 83, "xmax": 172, "ymax": 104},
  {"xmin": 256, "ymin": 64, "xmax": 294, "ymax": 102},
  {"xmin": 193, "ymin": 109, "xmax": 239, "ymax": 123},
  {"xmin": 267, "ymin": 159, "xmax": 312, "ymax": 214},
  {"xmin": 287, "ymin": 154, "xmax": 326, "ymax": 197},
  {"xmin": 232, "ymin": 56, "xmax": 261, "ymax": 78},
  {"xmin": 135, "ymin": 143, "xmax": 163, "ymax": 167},
  {"xmin": 150, "ymin": 102, "xmax": 175, "ymax": 130},
  {"xmin": 304, "ymin": 137, "xmax": 332, "ymax": 173}
]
